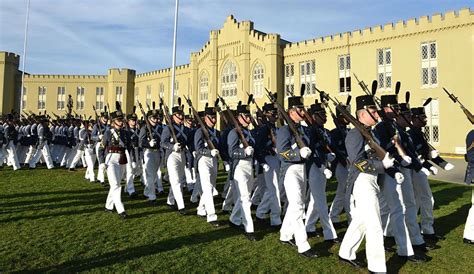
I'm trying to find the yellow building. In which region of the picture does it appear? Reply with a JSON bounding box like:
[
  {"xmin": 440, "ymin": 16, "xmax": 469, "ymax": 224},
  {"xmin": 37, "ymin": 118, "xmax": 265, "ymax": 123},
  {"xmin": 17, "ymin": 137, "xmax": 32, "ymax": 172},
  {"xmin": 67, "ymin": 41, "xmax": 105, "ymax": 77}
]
[{"xmin": 0, "ymin": 8, "xmax": 472, "ymax": 154}]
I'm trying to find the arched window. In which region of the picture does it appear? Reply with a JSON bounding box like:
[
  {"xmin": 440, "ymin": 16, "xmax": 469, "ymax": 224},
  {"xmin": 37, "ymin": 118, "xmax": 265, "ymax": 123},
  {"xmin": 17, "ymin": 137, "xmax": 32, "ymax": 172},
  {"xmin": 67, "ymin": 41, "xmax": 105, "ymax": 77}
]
[
  {"xmin": 200, "ymin": 72, "xmax": 209, "ymax": 101},
  {"xmin": 252, "ymin": 63, "xmax": 264, "ymax": 97},
  {"xmin": 221, "ymin": 60, "xmax": 237, "ymax": 98}
]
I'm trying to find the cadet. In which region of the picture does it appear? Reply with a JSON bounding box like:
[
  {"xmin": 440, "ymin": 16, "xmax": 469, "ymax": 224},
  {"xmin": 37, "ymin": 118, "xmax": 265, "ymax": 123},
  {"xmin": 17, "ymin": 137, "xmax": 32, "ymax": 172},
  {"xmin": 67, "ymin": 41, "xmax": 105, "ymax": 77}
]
[
  {"xmin": 463, "ymin": 127, "xmax": 474, "ymax": 244},
  {"xmin": 125, "ymin": 107, "xmax": 140, "ymax": 198}
]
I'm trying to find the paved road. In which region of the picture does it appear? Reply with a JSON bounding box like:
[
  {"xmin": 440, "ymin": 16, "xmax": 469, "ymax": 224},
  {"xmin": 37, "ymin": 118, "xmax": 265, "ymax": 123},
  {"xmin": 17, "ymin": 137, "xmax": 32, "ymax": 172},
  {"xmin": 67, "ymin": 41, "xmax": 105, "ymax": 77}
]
[{"xmin": 430, "ymin": 157, "xmax": 468, "ymax": 185}]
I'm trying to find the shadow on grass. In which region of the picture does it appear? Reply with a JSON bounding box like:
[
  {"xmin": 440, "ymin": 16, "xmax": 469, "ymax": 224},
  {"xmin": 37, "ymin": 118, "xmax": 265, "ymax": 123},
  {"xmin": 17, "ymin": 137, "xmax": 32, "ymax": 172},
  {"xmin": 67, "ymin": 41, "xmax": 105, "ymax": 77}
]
[
  {"xmin": 434, "ymin": 203, "xmax": 471, "ymax": 237},
  {"xmin": 431, "ymin": 185, "xmax": 469, "ymax": 209},
  {"xmin": 25, "ymin": 226, "xmax": 241, "ymax": 272},
  {"xmin": 0, "ymin": 188, "xmax": 105, "ymax": 200}
]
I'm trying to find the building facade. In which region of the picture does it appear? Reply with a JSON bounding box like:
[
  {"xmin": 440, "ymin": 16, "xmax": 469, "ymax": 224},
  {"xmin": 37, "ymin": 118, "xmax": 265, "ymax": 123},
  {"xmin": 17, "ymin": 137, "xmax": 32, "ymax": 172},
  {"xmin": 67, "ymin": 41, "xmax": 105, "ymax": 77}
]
[{"xmin": 0, "ymin": 8, "xmax": 472, "ymax": 154}]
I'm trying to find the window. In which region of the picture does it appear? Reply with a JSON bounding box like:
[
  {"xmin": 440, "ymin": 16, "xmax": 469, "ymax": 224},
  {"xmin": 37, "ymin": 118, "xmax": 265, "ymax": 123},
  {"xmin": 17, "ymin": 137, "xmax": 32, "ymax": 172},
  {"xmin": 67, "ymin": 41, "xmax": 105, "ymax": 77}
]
[
  {"xmin": 115, "ymin": 86, "xmax": 123, "ymax": 105},
  {"xmin": 300, "ymin": 60, "xmax": 316, "ymax": 95},
  {"xmin": 173, "ymin": 81, "xmax": 180, "ymax": 105},
  {"xmin": 146, "ymin": 85, "xmax": 152, "ymax": 107},
  {"xmin": 57, "ymin": 87, "xmax": 65, "ymax": 110},
  {"xmin": 38, "ymin": 86, "xmax": 46, "ymax": 110},
  {"xmin": 284, "ymin": 63, "xmax": 295, "ymax": 97},
  {"xmin": 200, "ymin": 72, "xmax": 209, "ymax": 101},
  {"xmin": 134, "ymin": 87, "xmax": 139, "ymax": 104},
  {"xmin": 252, "ymin": 63, "xmax": 264, "ymax": 98},
  {"xmin": 421, "ymin": 41, "xmax": 438, "ymax": 88},
  {"xmin": 76, "ymin": 87, "xmax": 85, "ymax": 110},
  {"xmin": 221, "ymin": 60, "xmax": 237, "ymax": 97},
  {"xmin": 377, "ymin": 48, "xmax": 392, "ymax": 90},
  {"xmin": 159, "ymin": 83, "xmax": 165, "ymax": 99},
  {"xmin": 338, "ymin": 55, "xmax": 351, "ymax": 93},
  {"xmin": 22, "ymin": 87, "xmax": 27, "ymax": 110},
  {"xmin": 95, "ymin": 87, "xmax": 104, "ymax": 110},
  {"xmin": 423, "ymin": 98, "xmax": 440, "ymax": 144}
]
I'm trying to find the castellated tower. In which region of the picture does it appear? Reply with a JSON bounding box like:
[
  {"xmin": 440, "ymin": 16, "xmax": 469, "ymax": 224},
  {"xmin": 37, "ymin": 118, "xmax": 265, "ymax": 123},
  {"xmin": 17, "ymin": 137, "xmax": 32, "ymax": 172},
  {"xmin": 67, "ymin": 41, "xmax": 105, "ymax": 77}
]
[
  {"xmin": 0, "ymin": 52, "xmax": 20, "ymax": 115},
  {"xmin": 107, "ymin": 68, "xmax": 136, "ymax": 114}
]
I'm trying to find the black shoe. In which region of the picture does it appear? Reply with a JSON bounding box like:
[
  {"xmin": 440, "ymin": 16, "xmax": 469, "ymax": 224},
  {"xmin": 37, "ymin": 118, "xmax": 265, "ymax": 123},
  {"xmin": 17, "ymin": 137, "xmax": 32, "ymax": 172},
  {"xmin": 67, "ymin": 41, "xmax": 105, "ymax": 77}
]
[
  {"xmin": 325, "ymin": 238, "xmax": 341, "ymax": 244},
  {"xmin": 384, "ymin": 246, "xmax": 396, "ymax": 252},
  {"xmin": 463, "ymin": 238, "xmax": 474, "ymax": 245},
  {"xmin": 197, "ymin": 214, "xmax": 207, "ymax": 220},
  {"xmin": 148, "ymin": 200, "xmax": 157, "ymax": 206},
  {"xmin": 413, "ymin": 243, "xmax": 438, "ymax": 252},
  {"xmin": 129, "ymin": 192, "xmax": 137, "ymax": 198},
  {"xmin": 398, "ymin": 254, "xmax": 427, "ymax": 263},
  {"xmin": 68, "ymin": 168, "xmax": 76, "ymax": 172},
  {"xmin": 119, "ymin": 212, "xmax": 128, "ymax": 219},
  {"xmin": 222, "ymin": 209, "xmax": 232, "ymax": 215},
  {"xmin": 300, "ymin": 249, "xmax": 318, "ymax": 258},
  {"xmin": 256, "ymin": 216, "xmax": 266, "ymax": 223},
  {"xmin": 229, "ymin": 221, "xmax": 243, "ymax": 230},
  {"xmin": 28, "ymin": 167, "xmax": 36, "ymax": 170},
  {"xmin": 423, "ymin": 233, "xmax": 445, "ymax": 241},
  {"xmin": 338, "ymin": 256, "xmax": 364, "ymax": 268},
  {"xmin": 209, "ymin": 221, "xmax": 220, "ymax": 227},
  {"xmin": 333, "ymin": 222, "xmax": 347, "ymax": 229},
  {"xmin": 104, "ymin": 208, "xmax": 114, "ymax": 213},
  {"xmin": 244, "ymin": 232, "xmax": 257, "ymax": 241},
  {"xmin": 178, "ymin": 209, "xmax": 186, "ymax": 215},
  {"xmin": 167, "ymin": 204, "xmax": 177, "ymax": 210},
  {"xmin": 307, "ymin": 231, "xmax": 322, "ymax": 238},
  {"xmin": 251, "ymin": 204, "xmax": 258, "ymax": 210},
  {"xmin": 280, "ymin": 239, "xmax": 296, "ymax": 247}
]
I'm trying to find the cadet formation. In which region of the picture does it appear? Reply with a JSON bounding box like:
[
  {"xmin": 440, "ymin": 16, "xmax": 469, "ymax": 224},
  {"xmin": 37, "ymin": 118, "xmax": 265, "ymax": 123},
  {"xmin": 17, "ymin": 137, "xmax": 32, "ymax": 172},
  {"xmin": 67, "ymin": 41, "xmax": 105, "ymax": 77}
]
[{"xmin": 0, "ymin": 80, "xmax": 473, "ymax": 273}]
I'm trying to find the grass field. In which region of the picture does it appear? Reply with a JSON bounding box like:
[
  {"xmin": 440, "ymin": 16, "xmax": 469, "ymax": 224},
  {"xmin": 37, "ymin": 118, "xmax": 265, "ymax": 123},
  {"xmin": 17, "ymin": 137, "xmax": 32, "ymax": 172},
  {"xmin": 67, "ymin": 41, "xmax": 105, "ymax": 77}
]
[{"xmin": 1, "ymin": 166, "xmax": 473, "ymax": 273}]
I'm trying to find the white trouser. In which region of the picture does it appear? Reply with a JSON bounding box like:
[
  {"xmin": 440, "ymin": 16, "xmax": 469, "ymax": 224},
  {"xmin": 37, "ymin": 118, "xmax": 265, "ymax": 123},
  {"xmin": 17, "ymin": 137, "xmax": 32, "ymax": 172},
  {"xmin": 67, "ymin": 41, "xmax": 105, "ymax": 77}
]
[
  {"xmin": 197, "ymin": 156, "xmax": 218, "ymax": 222},
  {"xmin": 222, "ymin": 177, "xmax": 234, "ymax": 211},
  {"xmin": 0, "ymin": 145, "xmax": 6, "ymax": 166},
  {"xmin": 412, "ymin": 169, "xmax": 435, "ymax": 235},
  {"xmin": 124, "ymin": 149, "xmax": 136, "ymax": 195},
  {"xmin": 155, "ymin": 168, "xmax": 163, "ymax": 192},
  {"xmin": 167, "ymin": 151, "xmax": 186, "ymax": 209},
  {"xmin": 143, "ymin": 149, "xmax": 160, "ymax": 200},
  {"xmin": 251, "ymin": 172, "xmax": 266, "ymax": 205},
  {"xmin": 230, "ymin": 159, "xmax": 254, "ymax": 233},
  {"xmin": 6, "ymin": 141, "xmax": 20, "ymax": 170},
  {"xmin": 185, "ymin": 166, "xmax": 195, "ymax": 191},
  {"xmin": 190, "ymin": 175, "xmax": 202, "ymax": 203},
  {"xmin": 464, "ymin": 189, "xmax": 474, "ymax": 240},
  {"xmin": 380, "ymin": 175, "xmax": 414, "ymax": 256},
  {"xmin": 24, "ymin": 145, "xmax": 37, "ymax": 166},
  {"xmin": 280, "ymin": 163, "xmax": 311, "ymax": 253},
  {"xmin": 329, "ymin": 163, "xmax": 350, "ymax": 223},
  {"xmin": 84, "ymin": 147, "xmax": 96, "ymax": 182},
  {"xmin": 400, "ymin": 167, "xmax": 425, "ymax": 245},
  {"xmin": 69, "ymin": 147, "xmax": 84, "ymax": 169},
  {"xmin": 17, "ymin": 144, "xmax": 27, "ymax": 164},
  {"xmin": 256, "ymin": 155, "xmax": 282, "ymax": 226},
  {"xmin": 81, "ymin": 154, "xmax": 87, "ymax": 167},
  {"xmin": 222, "ymin": 171, "xmax": 231, "ymax": 198},
  {"xmin": 50, "ymin": 143, "xmax": 59, "ymax": 163},
  {"xmin": 305, "ymin": 165, "xmax": 337, "ymax": 240},
  {"xmin": 339, "ymin": 173, "xmax": 386, "ymax": 273},
  {"xmin": 105, "ymin": 153, "xmax": 125, "ymax": 214},
  {"xmin": 95, "ymin": 143, "xmax": 107, "ymax": 183},
  {"xmin": 67, "ymin": 145, "xmax": 79, "ymax": 167},
  {"xmin": 60, "ymin": 146, "xmax": 72, "ymax": 167},
  {"xmin": 30, "ymin": 144, "xmax": 54, "ymax": 169}
]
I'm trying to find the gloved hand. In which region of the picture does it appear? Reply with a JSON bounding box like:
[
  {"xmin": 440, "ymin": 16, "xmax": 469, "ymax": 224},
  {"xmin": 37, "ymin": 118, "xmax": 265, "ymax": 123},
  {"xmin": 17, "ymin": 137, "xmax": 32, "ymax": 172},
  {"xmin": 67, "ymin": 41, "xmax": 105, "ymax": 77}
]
[
  {"xmin": 98, "ymin": 134, "xmax": 103, "ymax": 141},
  {"xmin": 244, "ymin": 146, "xmax": 254, "ymax": 156},
  {"xmin": 395, "ymin": 172, "xmax": 405, "ymax": 184},
  {"xmin": 429, "ymin": 166, "xmax": 438, "ymax": 175},
  {"xmin": 444, "ymin": 163, "xmax": 454, "ymax": 171},
  {"xmin": 421, "ymin": 167, "xmax": 430, "ymax": 176},
  {"xmin": 382, "ymin": 153, "xmax": 395, "ymax": 169},
  {"xmin": 149, "ymin": 139, "xmax": 157, "ymax": 147},
  {"xmin": 173, "ymin": 143, "xmax": 182, "ymax": 152},
  {"xmin": 323, "ymin": 168, "xmax": 332, "ymax": 179},
  {"xmin": 262, "ymin": 163, "xmax": 270, "ymax": 172},
  {"xmin": 326, "ymin": 152, "xmax": 336, "ymax": 162},
  {"xmin": 430, "ymin": 150, "xmax": 439, "ymax": 159},
  {"xmin": 400, "ymin": 155, "xmax": 412, "ymax": 167},
  {"xmin": 211, "ymin": 149, "xmax": 219, "ymax": 157},
  {"xmin": 131, "ymin": 162, "xmax": 137, "ymax": 169},
  {"xmin": 224, "ymin": 163, "xmax": 231, "ymax": 172},
  {"xmin": 300, "ymin": 147, "xmax": 312, "ymax": 159}
]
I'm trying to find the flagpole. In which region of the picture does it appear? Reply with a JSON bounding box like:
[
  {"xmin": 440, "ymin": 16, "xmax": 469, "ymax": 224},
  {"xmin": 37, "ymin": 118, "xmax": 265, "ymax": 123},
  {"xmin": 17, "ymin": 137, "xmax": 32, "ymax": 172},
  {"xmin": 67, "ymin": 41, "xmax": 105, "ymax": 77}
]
[
  {"xmin": 20, "ymin": 0, "xmax": 31, "ymax": 111},
  {"xmin": 170, "ymin": 0, "xmax": 179, "ymax": 107}
]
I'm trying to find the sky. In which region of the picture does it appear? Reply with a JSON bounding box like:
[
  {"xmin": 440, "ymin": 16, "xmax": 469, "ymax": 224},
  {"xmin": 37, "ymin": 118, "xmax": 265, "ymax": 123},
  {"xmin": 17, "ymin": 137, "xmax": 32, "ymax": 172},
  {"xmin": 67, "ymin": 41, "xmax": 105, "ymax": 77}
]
[{"xmin": 0, "ymin": 0, "xmax": 471, "ymax": 75}]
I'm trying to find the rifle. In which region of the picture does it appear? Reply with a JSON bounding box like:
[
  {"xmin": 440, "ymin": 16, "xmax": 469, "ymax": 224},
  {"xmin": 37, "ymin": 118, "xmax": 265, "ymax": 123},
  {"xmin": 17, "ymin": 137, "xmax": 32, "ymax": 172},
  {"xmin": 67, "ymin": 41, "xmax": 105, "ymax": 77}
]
[
  {"xmin": 184, "ymin": 96, "xmax": 220, "ymax": 158},
  {"xmin": 264, "ymin": 88, "xmax": 306, "ymax": 148},
  {"xmin": 160, "ymin": 97, "xmax": 179, "ymax": 145},
  {"xmin": 92, "ymin": 105, "xmax": 104, "ymax": 136},
  {"xmin": 317, "ymin": 90, "xmax": 387, "ymax": 160},
  {"xmin": 247, "ymin": 92, "xmax": 277, "ymax": 147},
  {"xmin": 244, "ymin": 94, "xmax": 261, "ymax": 129},
  {"xmin": 137, "ymin": 101, "xmax": 154, "ymax": 140},
  {"xmin": 217, "ymin": 95, "xmax": 249, "ymax": 148},
  {"xmin": 443, "ymin": 87, "xmax": 474, "ymax": 124}
]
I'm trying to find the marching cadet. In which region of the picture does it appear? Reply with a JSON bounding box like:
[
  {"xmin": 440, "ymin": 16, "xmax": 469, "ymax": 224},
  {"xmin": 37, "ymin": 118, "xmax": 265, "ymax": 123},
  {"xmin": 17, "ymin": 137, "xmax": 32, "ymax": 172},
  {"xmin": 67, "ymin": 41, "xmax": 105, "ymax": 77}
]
[
  {"xmin": 463, "ymin": 126, "xmax": 474, "ymax": 245},
  {"xmin": 24, "ymin": 117, "xmax": 37, "ymax": 167},
  {"xmin": 92, "ymin": 108, "xmax": 109, "ymax": 185},
  {"xmin": 328, "ymin": 102, "xmax": 351, "ymax": 225},
  {"xmin": 3, "ymin": 114, "xmax": 21, "ymax": 170},
  {"xmin": 161, "ymin": 99, "xmax": 191, "ymax": 215},
  {"xmin": 227, "ymin": 101, "xmax": 257, "ymax": 241},
  {"xmin": 409, "ymin": 106, "xmax": 444, "ymax": 240},
  {"xmin": 305, "ymin": 100, "xmax": 339, "ymax": 242},
  {"xmin": 29, "ymin": 115, "xmax": 54, "ymax": 169},
  {"xmin": 184, "ymin": 113, "xmax": 197, "ymax": 193},
  {"xmin": 124, "ymin": 107, "xmax": 140, "ymax": 198},
  {"xmin": 255, "ymin": 102, "xmax": 282, "ymax": 227},
  {"xmin": 220, "ymin": 113, "xmax": 234, "ymax": 214},
  {"xmin": 139, "ymin": 104, "xmax": 163, "ymax": 204},
  {"xmin": 194, "ymin": 102, "xmax": 221, "ymax": 227},
  {"xmin": 82, "ymin": 118, "xmax": 97, "ymax": 183},
  {"xmin": 276, "ymin": 95, "xmax": 317, "ymax": 257},
  {"xmin": 100, "ymin": 102, "xmax": 131, "ymax": 219},
  {"xmin": 338, "ymin": 95, "xmax": 390, "ymax": 272}
]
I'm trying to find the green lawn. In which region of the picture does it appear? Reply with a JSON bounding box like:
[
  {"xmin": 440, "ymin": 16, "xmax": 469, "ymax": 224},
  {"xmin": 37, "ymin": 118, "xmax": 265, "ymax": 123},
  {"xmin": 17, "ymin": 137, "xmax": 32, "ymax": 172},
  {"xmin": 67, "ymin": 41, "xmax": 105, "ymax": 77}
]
[{"xmin": 0, "ymin": 166, "xmax": 473, "ymax": 273}]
